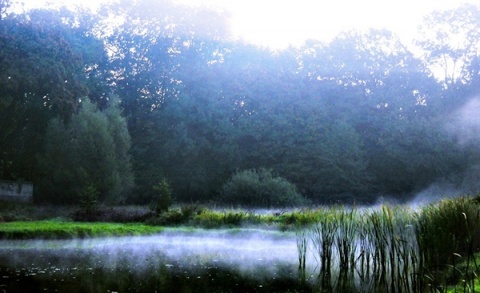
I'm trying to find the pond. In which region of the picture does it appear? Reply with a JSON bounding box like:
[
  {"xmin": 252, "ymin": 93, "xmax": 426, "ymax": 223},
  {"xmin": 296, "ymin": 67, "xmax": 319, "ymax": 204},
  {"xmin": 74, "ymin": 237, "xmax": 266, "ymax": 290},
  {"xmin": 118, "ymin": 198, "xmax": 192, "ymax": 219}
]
[{"xmin": 0, "ymin": 229, "xmax": 311, "ymax": 292}]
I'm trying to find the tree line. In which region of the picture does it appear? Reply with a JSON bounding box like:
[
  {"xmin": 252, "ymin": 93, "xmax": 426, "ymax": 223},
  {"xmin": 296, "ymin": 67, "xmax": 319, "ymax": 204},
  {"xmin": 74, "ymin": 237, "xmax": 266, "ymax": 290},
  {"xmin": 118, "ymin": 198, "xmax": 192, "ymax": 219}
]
[{"xmin": 1, "ymin": 0, "xmax": 479, "ymax": 205}]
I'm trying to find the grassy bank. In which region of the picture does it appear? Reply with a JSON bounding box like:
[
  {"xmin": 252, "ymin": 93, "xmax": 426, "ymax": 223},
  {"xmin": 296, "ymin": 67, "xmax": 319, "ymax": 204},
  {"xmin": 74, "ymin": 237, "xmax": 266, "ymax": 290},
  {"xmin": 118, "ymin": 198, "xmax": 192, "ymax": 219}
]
[
  {"xmin": 0, "ymin": 221, "xmax": 165, "ymax": 240},
  {"xmin": 0, "ymin": 200, "xmax": 334, "ymax": 230},
  {"xmin": 0, "ymin": 209, "xmax": 324, "ymax": 239}
]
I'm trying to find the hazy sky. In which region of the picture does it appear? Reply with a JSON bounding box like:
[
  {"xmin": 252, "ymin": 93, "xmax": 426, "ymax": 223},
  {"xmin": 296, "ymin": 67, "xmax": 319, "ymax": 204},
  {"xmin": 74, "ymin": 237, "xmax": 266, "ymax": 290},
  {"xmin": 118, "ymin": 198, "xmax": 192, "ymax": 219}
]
[
  {"xmin": 20, "ymin": 0, "xmax": 480, "ymax": 49},
  {"xmin": 177, "ymin": 0, "xmax": 480, "ymax": 49}
]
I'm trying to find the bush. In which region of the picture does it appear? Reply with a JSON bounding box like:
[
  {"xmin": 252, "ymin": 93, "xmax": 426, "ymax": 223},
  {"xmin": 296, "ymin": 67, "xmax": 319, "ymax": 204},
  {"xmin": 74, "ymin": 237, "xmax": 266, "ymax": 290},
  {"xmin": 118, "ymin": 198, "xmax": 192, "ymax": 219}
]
[
  {"xmin": 79, "ymin": 183, "xmax": 100, "ymax": 215},
  {"xmin": 152, "ymin": 179, "xmax": 173, "ymax": 214},
  {"xmin": 220, "ymin": 168, "xmax": 306, "ymax": 207}
]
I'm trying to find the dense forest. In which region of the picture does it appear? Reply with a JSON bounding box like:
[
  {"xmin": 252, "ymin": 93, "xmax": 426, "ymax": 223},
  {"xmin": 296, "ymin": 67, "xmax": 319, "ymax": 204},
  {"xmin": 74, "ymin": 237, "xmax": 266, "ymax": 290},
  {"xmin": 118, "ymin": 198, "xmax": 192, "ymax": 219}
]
[{"xmin": 1, "ymin": 0, "xmax": 480, "ymax": 205}]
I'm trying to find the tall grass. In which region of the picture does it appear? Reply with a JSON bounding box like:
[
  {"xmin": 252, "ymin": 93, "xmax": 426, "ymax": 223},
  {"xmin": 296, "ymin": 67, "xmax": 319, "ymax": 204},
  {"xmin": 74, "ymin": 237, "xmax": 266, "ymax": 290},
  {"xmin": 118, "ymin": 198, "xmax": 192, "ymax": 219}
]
[
  {"xmin": 416, "ymin": 197, "xmax": 480, "ymax": 292},
  {"xmin": 310, "ymin": 208, "xmax": 338, "ymax": 291},
  {"xmin": 296, "ymin": 197, "xmax": 480, "ymax": 293},
  {"xmin": 296, "ymin": 229, "xmax": 308, "ymax": 283},
  {"xmin": 366, "ymin": 206, "xmax": 418, "ymax": 293}
]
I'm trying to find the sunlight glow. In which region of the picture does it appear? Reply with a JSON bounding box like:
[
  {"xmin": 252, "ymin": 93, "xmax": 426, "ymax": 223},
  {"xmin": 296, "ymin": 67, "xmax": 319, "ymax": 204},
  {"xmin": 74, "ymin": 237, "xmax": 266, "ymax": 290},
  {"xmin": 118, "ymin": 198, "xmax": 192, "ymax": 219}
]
[
  {"xmin": 20, "ymin": 0, "xmax": 480, "ymax": 49},
  {"xmin": 174, "ymin": 0, "xmax": 480, "ymax": 49}
]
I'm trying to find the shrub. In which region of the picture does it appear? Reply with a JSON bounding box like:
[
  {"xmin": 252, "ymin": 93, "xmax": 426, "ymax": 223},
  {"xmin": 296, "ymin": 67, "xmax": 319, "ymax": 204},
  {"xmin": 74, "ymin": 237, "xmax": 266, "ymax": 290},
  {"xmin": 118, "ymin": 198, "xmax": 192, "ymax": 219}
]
[
  {"xmin": 79, "ymin": 183, "xmax": 100, "ymax": 215},
  {"xmin": 153, "ymin": 179, "xmax": 173, "ymax": 214},
  {"xmin": 180, "ymin": 204, "xmax": 204, "ymax": 219},
  {"xmin": 220, "ymin": 168, "xmax": 306, "ymax": 207}
]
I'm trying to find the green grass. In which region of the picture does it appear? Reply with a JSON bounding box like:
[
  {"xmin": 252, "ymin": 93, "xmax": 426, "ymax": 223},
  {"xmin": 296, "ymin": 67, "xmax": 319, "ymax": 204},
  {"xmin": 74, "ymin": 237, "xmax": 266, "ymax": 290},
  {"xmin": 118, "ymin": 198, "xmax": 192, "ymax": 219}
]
[
  {"xmin": 0, "ymin": 221, "xmax": 164, "ymax": 239},
  {"xmin": 446, "ymin": 278, "xmax": 480, "ymax": 293},
  {"xmin": 0, "ymin": 199, "xmax": 343, "ymax": 229},
  {"xmin": 442, "ymin": 252, "xmax": 480, "ymax": 293},
  {"xmin": 188, "ymin": 208, "xmax": 328, "ymax": 229}
]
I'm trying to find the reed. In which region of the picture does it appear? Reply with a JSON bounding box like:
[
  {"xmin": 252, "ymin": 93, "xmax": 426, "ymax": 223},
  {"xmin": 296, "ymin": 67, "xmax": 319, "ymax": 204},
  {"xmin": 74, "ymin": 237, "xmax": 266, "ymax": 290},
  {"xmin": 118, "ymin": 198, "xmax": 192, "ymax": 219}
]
[
  {"xmin": 416, "ymin": 196, "xmax": 480, "ymax": 292},
  {"xmin": 296, "ymin": 229, "xmax": 308, "ymax": 283},
  {"xmin": 297, "ymin": 205, "xmax": 424, "ymax": 293},
  {"xmin": 310, "ymin": 208, "xmax": 338, "ymax": 291},
  {"xmin": 296, "ymin": 197, "xmax": 480, "ymax": 292}
]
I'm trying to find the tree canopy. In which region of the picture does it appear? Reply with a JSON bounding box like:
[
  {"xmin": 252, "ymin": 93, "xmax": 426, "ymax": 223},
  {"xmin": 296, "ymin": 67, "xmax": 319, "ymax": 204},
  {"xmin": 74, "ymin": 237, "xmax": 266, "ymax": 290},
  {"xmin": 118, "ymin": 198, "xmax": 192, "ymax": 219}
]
[{"xmin": 1, "ymin": 0, "xmax": 479, "ymax": 205}]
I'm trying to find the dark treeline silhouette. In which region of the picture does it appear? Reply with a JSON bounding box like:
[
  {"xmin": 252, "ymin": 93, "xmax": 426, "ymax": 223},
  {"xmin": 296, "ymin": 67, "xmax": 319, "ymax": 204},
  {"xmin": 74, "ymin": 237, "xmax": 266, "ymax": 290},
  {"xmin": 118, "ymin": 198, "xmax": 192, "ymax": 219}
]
[{"xmin": 1, "ymin": 0, "xmax": 479, "ymax": 205}]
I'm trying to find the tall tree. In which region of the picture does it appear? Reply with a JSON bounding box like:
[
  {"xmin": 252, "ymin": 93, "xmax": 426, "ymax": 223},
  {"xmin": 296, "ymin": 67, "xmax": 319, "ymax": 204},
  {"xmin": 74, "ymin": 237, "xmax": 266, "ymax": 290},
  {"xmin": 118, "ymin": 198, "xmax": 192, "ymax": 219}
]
[
  {"xmin": 0, "ymin": 10, "xmax": 88, "ymax": 181},
  {"xmin": 297, "ymin": 30, "xmax": 460, "ymax": 199},
  {"xmin": 38, "ymin": 99, "xmax": 133, "ymax": 204},
  {"xmin": 98, "ymin": 0, "xmax": 231, "ymax": 202},
  {"xmin": 417, "ymin": 4, "xmax": 480, "ymax": 89}
]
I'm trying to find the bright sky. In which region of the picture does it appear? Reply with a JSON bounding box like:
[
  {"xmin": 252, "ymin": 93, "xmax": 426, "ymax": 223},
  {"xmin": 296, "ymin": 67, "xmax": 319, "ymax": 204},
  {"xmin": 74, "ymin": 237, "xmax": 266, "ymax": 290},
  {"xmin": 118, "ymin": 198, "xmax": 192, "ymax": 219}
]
[
  {"xmin": 178, "ymin": 0, "xmax": 480, "ymax": 49},
  {"xmin": 20, "ymin": 0, "xmax": 480, "ymax": 49}
]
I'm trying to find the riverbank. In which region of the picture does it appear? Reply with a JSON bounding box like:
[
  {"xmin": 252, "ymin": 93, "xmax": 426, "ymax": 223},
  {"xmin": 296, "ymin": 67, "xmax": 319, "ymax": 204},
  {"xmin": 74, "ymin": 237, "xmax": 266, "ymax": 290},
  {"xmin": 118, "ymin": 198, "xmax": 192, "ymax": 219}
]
[
  {"xmin": 1, "ymin": 197, "xmax": 480, "ymax": 292},
  {"xmin": 0, "ymin": 221, "xmax": 165, "ymax": 240},
  {"xmin": 0, "ymin": 200, "xmax": 345, "ymax": 236}
]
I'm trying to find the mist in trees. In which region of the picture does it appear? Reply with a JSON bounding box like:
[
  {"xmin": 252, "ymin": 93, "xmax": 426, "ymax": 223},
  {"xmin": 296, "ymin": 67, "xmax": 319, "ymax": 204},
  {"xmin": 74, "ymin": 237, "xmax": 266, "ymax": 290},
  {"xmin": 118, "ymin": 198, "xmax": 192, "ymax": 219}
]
[{"xmin": 1, "ymin": 0, "xmax": 480, "ymax": 205}]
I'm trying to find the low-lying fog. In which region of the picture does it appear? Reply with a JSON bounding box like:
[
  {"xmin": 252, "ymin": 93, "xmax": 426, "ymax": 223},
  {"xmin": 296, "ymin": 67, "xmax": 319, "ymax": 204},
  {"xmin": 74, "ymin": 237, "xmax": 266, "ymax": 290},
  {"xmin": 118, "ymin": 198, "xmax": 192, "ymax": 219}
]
[{"xmin": 0, "ymin": 229, "xmax": 298, "ymax": 277}]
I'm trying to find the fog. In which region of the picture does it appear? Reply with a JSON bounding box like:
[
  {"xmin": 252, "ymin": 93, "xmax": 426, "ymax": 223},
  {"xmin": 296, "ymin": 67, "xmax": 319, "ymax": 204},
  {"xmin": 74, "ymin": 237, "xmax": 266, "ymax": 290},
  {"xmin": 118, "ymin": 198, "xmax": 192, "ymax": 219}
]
[
  {"xmin": 0, "ymin": 230, "xmax": 298, "ymax": 277},
  {"xmin": 446, "ymin": 97, "xmax": 480, "ymax": 147},
  {"xmin": 2, "ymin": 0, "xmax": 480, "ymax": 291}
]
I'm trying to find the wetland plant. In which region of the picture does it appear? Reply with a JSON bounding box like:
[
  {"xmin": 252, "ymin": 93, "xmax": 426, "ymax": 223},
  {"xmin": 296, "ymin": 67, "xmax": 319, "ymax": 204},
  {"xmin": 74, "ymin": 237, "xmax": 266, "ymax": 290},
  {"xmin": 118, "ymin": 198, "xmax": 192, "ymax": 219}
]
[
  {"xmin": 296, "ymin": 199, "xmax": 480, "ymax": 293},
  {"xmin": 416, "ymin": 196, "xmax": 480, "ymax": 292},
  {"xmin": 296, "ymin": 229, "xmax": 308, "ymax": 283},
  {"xmin": 296, "ymin": 207, "xmax": 413, "ymax": 292}
]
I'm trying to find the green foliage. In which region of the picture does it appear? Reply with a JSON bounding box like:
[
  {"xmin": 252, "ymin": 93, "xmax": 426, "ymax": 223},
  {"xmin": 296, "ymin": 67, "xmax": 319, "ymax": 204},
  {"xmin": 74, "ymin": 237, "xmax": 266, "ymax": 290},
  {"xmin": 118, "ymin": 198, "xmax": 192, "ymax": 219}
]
[
  {"xmin": 190, "ymin": 209, "xmax": 250, "ymax": 228},
  {"xmin": 0, "ymin": 10, "xmax": 89, "ymax": 181},
  {"xmin": 3, "ymin": 1, "xmax": 480, "ymax": 205},
  {"xmin": 220, "ymin": 168, "xmax": 306, "ymax": 207},
  {"xmin": 103, "ymin": 96, "xmax": 135, "ymax": 201},
  {"xmin": 153, "ymin": 179, "xmax": 173, "ymax": 214},
  {"xmin": 146, "ymin": 205, "xmax": 205, "ymax": 226},
  {"xmin": 416, "ymin": 196, "xmax": 480, "ymax": 281},
  {"xmin": 79, "ymin": 183, "xmax": 100, "ymax": 215},
  {"xmin": 38, "ymin": 99, "xmax": 133, "ymax": 204}
]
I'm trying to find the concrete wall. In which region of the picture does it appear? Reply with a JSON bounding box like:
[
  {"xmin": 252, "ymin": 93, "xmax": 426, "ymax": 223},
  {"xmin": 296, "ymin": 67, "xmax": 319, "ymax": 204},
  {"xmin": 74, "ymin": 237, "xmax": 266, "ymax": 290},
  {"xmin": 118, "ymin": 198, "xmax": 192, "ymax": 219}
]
[{"xmin": 0, "ymin": 180, "xmax": 33, "ymax": 202}]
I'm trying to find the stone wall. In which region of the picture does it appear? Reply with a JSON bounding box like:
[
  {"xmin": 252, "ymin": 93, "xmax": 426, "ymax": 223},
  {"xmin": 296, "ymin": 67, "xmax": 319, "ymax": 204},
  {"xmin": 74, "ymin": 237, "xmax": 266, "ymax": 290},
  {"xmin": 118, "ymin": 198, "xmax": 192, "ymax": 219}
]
[{"xmin": 0, "ymin": 180, "xmax": 33, "ymax": 202}]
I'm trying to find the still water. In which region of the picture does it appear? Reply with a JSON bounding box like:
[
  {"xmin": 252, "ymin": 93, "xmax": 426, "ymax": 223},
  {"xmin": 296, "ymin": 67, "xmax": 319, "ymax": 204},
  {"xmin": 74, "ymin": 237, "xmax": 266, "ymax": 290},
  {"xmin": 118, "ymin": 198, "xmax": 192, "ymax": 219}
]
[{"xmin": 0, "ymin": 229, "xmax": 309, "ymax": 292}]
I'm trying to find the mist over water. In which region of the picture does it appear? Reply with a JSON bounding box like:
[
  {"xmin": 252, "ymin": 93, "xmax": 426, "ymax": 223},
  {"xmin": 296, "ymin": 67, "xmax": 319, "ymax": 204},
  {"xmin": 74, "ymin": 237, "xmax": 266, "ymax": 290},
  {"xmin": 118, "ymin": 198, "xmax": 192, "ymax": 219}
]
[{"xmin": 0, "ymin": 229, "xmax": 297, "ymax": 276}]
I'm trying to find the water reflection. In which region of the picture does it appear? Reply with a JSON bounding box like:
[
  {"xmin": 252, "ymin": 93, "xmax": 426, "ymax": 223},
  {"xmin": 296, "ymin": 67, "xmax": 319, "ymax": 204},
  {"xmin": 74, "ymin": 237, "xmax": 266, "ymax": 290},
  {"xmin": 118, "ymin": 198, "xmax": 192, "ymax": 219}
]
[{"xmin": 0, "ymin": 229, "xmax": 307, "ymax": 292}]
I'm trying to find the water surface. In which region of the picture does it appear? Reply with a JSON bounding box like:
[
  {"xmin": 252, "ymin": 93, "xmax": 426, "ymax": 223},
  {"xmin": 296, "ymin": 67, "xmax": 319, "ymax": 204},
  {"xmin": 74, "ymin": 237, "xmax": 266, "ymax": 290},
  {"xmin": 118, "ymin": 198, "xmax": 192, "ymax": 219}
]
[{"xmin": 0, "ymin": 229, "xmax": 306, "ymax": 292}]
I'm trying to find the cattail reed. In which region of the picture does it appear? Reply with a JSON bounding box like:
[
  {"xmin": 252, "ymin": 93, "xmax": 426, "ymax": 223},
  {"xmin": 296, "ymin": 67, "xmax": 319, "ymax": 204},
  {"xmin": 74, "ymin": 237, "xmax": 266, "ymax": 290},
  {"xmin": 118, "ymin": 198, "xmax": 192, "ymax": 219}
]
[
  {"xmin": 299, "ymin": 206, "xmax": 426, "ymax": 293},
  {"xmin": 295, "ymin": 198, "xmax": 480, "ymax": 293},
  {"xmin": 296, "ymin": 229, "xmax": 308, "ymax": 283}
]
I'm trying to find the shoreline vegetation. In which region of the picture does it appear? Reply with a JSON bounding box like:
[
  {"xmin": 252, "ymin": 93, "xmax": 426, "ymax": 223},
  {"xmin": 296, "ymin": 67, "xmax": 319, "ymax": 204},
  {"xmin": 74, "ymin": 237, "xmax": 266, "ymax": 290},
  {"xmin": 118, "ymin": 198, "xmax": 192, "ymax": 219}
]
[
  {"xmin": 0, "ymin": 196, "xmax": 479, "ymax": 237},
  {"xmin": 1, "ymin": 196, "xmax": 480, "ymax": 292}
]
